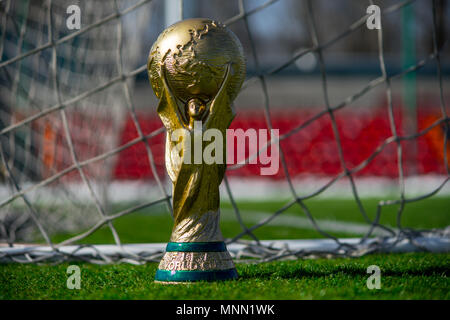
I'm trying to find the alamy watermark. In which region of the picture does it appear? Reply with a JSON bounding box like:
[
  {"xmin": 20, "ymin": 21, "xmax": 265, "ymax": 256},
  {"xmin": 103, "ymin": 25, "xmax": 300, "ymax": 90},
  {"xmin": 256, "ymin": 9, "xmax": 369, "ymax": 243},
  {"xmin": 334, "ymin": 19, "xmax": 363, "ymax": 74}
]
[
  {"xmin": 66, "ymin": 265, "xmax": 81, "ymax": 289},
  {"xmin": 366, "ymin": 5, "xmax": 381, "ymax": 30},
  {"xmin": 66, "ymin": 5, "xmax": 81, "ymax": 30},
  {"xmin": 171, "ymin": 121, "xmax": 280, "ymax": 176},
  {"xmin": 366, "ymin": 265, "xmax": 381, "ymax": 290}
]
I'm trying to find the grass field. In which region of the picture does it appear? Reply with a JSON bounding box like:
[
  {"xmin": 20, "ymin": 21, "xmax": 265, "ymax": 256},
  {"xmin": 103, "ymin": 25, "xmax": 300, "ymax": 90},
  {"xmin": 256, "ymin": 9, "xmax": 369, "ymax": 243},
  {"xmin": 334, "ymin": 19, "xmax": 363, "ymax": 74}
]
[
  {"xmin": 1, "ymin": 197, "xmax": 449, "ymax": 300},
  {"xmin": 47, "ymin": 197, "xmax": 450, "ymax": 244},
  {"xmin": 0, "ymin": 253, "xmax": 448, "ymax": 299}
]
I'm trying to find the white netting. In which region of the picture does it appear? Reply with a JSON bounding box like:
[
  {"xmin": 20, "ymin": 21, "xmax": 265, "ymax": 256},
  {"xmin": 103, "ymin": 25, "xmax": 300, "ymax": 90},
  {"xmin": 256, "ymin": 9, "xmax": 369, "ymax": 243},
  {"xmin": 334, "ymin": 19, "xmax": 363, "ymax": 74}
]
[{"xmin": 0, "ymin": 0, "xmax": 448, "ymax": 264}]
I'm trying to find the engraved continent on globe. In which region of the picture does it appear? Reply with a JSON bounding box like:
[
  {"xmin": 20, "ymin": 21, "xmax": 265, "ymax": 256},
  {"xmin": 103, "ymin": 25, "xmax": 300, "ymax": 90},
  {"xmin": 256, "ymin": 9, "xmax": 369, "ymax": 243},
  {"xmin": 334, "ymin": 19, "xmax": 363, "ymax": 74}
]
[{"xmin": 148, "ymin": 18, "xmax": 245, "ymax": 104}]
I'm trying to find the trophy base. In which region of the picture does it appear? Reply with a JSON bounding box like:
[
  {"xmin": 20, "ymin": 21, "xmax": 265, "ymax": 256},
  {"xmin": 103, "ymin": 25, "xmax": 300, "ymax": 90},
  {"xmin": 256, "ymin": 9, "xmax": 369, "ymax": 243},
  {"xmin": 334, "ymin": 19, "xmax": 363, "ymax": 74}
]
[{"xmin": 154, "ymin": 241, "xmax": 238, "ymax": 283}]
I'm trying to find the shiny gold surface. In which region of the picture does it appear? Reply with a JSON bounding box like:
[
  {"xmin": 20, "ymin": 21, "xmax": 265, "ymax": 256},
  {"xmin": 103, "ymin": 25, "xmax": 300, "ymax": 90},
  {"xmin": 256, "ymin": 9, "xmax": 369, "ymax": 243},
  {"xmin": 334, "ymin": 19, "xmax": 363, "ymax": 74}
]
[
  {"xmin": 148, "ymin": 18, "xmax": 245, "ymax": 106},
  {"xmin": 148, "ymin": 19, "xmax": 245, "ymax": 280},
  {"xmin": 148, "ymin": 18, "xmax": 245, "ymax": 244}
]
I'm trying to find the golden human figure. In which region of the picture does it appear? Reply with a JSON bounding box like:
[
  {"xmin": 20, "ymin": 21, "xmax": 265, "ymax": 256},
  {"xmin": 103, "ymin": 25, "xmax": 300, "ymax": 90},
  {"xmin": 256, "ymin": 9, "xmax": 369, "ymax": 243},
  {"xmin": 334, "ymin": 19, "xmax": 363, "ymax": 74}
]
[{"xmin": 147, "ymin": 18, "xmax": 245, "ymax": 283}]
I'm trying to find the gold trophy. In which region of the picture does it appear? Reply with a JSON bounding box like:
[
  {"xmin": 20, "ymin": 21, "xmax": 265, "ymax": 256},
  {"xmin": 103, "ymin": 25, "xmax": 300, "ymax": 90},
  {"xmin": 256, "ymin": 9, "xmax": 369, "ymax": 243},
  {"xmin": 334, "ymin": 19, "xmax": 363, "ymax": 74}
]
[{"xmin": 147, "ymin": 18, "xmax": 246, "ymax": 283}]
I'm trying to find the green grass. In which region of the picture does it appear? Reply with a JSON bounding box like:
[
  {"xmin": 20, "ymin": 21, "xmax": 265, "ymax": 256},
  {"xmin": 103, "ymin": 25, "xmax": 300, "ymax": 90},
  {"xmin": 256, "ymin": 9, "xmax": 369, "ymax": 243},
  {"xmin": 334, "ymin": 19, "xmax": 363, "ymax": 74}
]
[
  {"xmin": 0, "ymin": 253, "xmax": 448, "ymax": 299},
  {"xmin": 48, "ymin": 197, "xmax": 450, "ymax": 244},
  {"xmin": 221, "ymin": 197, "xmax": 450, "ymax": 229},
  {"xmin": 1, "ymin": 197, "xmax": 449, "ymax": 299}
]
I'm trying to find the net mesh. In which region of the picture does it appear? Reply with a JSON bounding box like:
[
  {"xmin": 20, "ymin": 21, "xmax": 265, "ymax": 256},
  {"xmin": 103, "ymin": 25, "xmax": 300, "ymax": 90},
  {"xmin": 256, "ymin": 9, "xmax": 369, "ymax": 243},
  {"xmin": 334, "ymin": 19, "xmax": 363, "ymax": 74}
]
[{"xmin": 0, "ymin": 0, "xmax": 448, "ymax": 264}]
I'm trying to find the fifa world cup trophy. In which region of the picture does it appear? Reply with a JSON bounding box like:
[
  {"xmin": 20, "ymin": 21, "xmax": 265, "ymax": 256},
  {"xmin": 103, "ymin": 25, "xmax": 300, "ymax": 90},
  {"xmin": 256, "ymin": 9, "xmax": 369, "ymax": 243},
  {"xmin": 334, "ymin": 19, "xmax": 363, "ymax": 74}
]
[{"xmin": 147, "ymin": 18, "xmax": 246, "ymax": 283}]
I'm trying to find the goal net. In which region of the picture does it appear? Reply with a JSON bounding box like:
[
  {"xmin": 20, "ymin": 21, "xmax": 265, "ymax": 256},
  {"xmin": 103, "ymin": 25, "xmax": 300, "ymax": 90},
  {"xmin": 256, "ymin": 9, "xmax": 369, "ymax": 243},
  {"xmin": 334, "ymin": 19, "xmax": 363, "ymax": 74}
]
[{"xmin": 0, "ymin": 0, "xmax": 449, "ymax": 264}]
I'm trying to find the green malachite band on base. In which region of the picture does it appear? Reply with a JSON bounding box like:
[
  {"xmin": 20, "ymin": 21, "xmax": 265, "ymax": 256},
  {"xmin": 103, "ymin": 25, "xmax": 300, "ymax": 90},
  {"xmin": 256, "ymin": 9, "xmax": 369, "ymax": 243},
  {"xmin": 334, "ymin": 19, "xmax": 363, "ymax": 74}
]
[
  {"xmin": 155, "ymin": 268, "xmax": 238, "ymax": 282},
  {"xmin": 165, "ymin": 241, "xmax": 227, "ymax": 252}
]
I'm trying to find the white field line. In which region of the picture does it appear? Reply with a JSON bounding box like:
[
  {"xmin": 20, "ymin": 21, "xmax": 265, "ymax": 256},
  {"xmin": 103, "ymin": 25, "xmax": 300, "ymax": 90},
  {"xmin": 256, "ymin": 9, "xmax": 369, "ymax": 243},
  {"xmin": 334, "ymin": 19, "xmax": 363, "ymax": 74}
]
[
  {"xmin": 221, "ymin": 209, "xmax": 395, "ymax": 236},
  {"xmin": 221, "ymin": 175, "xmax": 450, "ymax": 200},
  {"xmin": 1, "ymin": 175, "xmax": 448, "ymax": 206}
]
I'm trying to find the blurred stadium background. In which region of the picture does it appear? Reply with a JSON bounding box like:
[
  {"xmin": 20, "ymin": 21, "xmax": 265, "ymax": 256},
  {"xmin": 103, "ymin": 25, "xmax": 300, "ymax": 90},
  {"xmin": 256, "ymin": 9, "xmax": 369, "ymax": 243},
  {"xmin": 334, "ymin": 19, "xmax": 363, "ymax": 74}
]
[{"xmin": 0, "ymin": 0, "xmax": 449, "ymax": 256}]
